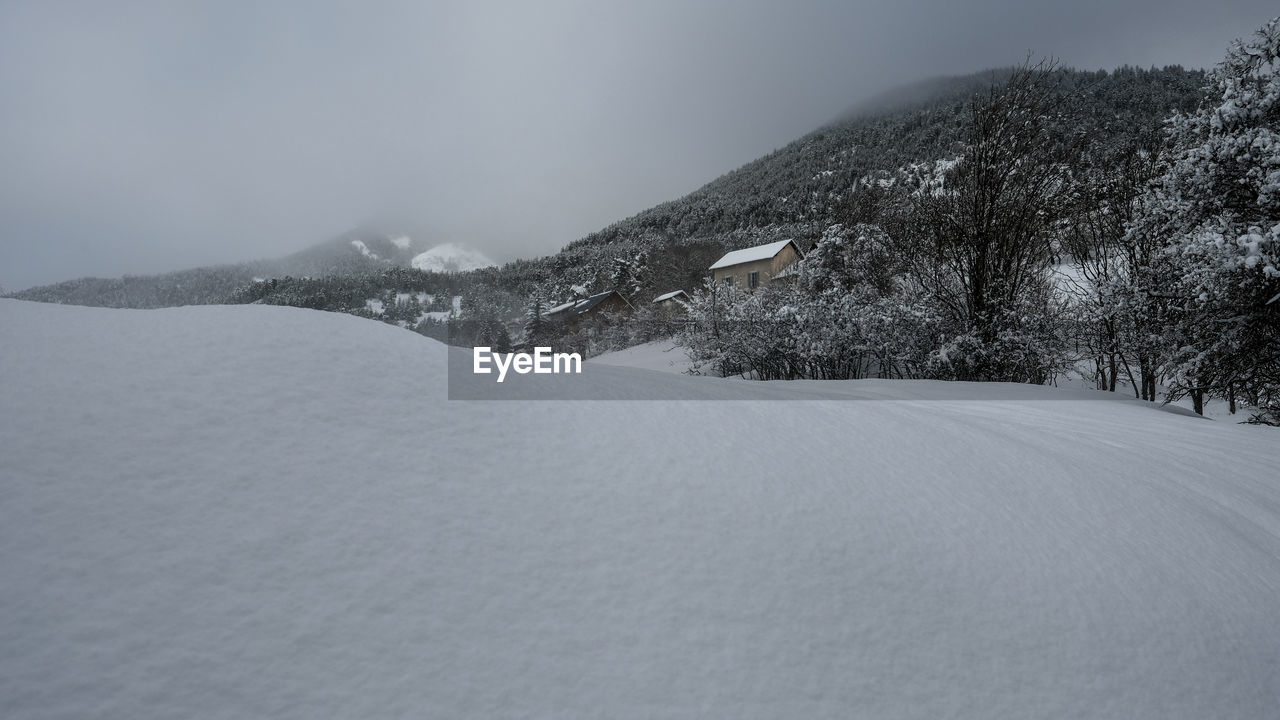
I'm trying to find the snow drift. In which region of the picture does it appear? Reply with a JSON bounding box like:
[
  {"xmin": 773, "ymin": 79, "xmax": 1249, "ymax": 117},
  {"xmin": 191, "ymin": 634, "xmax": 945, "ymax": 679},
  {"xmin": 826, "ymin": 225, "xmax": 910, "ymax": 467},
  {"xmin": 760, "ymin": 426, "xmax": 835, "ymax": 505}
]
[{"xmin": 1, "ymin": 299, "xmax": 1278, "ymax": 719}]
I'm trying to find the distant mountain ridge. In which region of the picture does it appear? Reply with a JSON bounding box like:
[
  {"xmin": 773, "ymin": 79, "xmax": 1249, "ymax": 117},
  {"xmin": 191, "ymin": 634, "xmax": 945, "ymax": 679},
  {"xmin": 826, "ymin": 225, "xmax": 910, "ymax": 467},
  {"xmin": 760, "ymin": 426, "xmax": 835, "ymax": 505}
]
[{"xmin": 6, "ymin": 231, "xmax": 487, "ymax": 309}]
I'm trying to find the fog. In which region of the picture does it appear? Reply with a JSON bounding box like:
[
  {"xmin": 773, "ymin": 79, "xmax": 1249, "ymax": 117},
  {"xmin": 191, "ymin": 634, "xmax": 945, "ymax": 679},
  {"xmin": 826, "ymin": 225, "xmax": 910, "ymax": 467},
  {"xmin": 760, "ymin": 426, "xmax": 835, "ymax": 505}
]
[{"xmin": 1, "ymin": 0, "xmax": 1275, "ymax": 290}]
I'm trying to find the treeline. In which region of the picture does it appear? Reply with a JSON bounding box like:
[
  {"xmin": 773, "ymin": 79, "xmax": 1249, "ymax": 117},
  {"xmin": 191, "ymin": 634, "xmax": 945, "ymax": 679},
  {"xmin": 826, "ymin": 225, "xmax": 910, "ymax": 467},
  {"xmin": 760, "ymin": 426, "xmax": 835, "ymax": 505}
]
[
  {"xmin": 5, "ymin": 230, "xmax": 410, "ymax": 309},
  {"xmin": 680, "ymin": 26, "xmax": 1280, "ymax": 423},
  {"xmin": 228, "ymin": 267, "xmax": 466, "ymax": 311},
  {"xmin": 9, "ymin": 265, "xmax": 258, "ymax": 308}
]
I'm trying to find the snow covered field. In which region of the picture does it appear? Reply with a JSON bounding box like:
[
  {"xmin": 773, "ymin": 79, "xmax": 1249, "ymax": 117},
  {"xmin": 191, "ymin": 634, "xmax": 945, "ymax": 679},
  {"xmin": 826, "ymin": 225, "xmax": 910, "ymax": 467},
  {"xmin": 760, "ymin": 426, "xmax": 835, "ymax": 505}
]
[
  {"xmin": 2, "ymin": 299, "xmax": 1278, "ymax": 719},
  {"xmin": 590, "ymin": 339, "xmax": 694, "ymax": 374},
  {"xmin": 590, "ymin": 338, "xmax": 1247, "ymax": 419}
]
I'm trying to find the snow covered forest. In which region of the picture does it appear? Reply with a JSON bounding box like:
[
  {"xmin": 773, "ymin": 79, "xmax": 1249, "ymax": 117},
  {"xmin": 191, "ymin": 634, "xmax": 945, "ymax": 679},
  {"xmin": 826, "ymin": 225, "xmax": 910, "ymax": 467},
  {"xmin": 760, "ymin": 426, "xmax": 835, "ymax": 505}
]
[{"xmin": 678, "ymin": 22, "xmax": 1280, "ymax": 424}]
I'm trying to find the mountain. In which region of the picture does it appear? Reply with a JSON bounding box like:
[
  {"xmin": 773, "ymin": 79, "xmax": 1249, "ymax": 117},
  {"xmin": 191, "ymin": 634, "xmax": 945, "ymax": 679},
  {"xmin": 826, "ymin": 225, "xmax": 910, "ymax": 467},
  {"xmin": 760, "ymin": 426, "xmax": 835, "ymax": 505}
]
[
  {"xmin": 4, "ymin": 230, "xmax": 488, "ymax": 309},
  {"xmin": 275, "ymin": 230, "xmax": 424, "ymax": 276},
  {"xmin": 561, "ymin": 65, "xmax": 1203, "ymax": 258}
]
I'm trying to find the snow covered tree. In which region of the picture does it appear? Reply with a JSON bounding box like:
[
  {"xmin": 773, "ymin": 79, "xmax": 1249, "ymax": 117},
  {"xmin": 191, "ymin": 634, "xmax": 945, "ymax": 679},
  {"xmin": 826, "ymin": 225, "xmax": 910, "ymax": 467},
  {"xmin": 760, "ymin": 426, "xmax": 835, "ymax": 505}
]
[
  {"xmin": 1060, "ymin": 145, "xmax": 1164, "ymax": 397},
  {"xmin": 522, "ymin": 294, "xmax": 558, "ymax": 349},
  {"xmin": 802, "ymin": 223, "xmax": 899, "ymax": 299},
  {"xmin": 800, "ymin": 223, "xmax": 938, "ymax": 379},
  {"xmin": 1129, "ymin": 17, "xmax": 1280, "ymax": 421},
  {"xmin": 609, "ymin": 251, "xmax": 648, "ymax": 299}
]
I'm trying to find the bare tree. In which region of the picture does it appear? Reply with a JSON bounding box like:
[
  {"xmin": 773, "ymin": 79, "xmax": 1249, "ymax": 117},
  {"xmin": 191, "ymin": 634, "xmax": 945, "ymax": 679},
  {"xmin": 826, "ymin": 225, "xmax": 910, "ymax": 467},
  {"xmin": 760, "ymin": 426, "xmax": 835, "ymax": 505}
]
[
  {"xmin": 1059, "ymin": 144, "xmax": 1163, "ymax": 398},
  {"xmin": 906, "ymin": 59, "xmax": 1080, "ymax": 382}
]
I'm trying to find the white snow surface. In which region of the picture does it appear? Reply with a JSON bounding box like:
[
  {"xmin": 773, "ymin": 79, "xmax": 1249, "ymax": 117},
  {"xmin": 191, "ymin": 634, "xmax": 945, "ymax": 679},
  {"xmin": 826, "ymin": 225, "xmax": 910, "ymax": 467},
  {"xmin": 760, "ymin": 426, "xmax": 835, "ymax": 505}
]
[
  {"xmin": 394, "ymin": 292, "xmax": 427, "ymax": 305},
  {"xmin": 708, "ymin": 238, "xmax": 798, "ymax": 270},
  {"xmin": 590, "ymin": 339, "xmax": 694, "ymax": 374},
  {"xmin": 3, "ymin": 298, "xmax": 1279, "ymax": 719},
  {"xmin": 410, "ymin": 243, "xmax": 496, "ymax": 273}
]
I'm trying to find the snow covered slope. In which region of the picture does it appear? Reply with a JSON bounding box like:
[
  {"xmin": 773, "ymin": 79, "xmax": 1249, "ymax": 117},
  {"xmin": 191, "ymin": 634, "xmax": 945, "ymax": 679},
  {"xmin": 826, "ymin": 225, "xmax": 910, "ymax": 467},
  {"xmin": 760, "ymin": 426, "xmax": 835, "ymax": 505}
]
[
  {"xmin": 2, "ymin": 299, "xmax": 1278, "ymax": 719},
  {"xmin": 410, "ymin": 242, "xmax": 495, "ymax": 272},
  {"xmin": 589, "ymin": 339, "xmax": 694, "ymax": 374}
]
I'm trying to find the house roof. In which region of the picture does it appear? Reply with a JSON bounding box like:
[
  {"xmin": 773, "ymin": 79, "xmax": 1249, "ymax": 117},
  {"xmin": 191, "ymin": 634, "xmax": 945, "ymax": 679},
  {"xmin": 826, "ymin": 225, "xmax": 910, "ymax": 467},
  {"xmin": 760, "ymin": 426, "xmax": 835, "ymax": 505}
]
[
  {"xmin": 652, "ymin": 290, "xmax": 688, "ymax": 303},
  {"xmin": 708, "ymin": 239, "xmax": 801, "ymax": 270},
  {"xmin": 573, "ymin": 290, "xmax": 621, "ymax": 314},
  {"xmin": 545, "ymin": 290, "xmax": 628, "ymax": 318},
  {"xmin": 546, "ymin": 299, "xmax": 579, "ymax": 315}
]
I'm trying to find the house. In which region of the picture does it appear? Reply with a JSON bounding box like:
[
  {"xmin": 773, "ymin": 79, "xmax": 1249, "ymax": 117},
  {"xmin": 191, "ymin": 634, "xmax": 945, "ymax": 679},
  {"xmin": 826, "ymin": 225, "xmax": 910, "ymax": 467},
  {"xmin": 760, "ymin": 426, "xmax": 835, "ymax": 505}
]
[
  {"xmin": 544, "ymin": 289, "xmax": 633, "ymax": 331},
  {"xmin": 708, "ymin": 238, "xmax": 804, "ymax": 290},
  {"xmin": 651, "ymin": 289, "xmax": 689, "ymax": 310},
  {"xmin": 651, "ymin": 290, "xmax": 690, "ymax": 328}
]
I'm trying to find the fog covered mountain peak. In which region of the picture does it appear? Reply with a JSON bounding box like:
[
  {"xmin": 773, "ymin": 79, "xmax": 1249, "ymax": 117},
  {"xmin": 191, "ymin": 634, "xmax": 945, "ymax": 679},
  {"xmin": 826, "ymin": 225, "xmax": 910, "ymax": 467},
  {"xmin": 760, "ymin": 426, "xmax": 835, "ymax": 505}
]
[{"xmin": 411, "ymin": 243, "xmax": 496, "ymax": 273}]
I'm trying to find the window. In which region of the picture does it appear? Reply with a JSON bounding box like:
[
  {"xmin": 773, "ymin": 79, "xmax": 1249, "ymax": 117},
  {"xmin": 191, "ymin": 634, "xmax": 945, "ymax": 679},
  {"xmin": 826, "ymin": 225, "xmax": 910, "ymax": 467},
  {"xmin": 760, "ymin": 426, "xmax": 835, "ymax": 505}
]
[
  {"xmin": 723, "ymin": 276, "xmax": 734, "ymax": 287},
  {"xmin": 748, "ymin": 271, "xmax": 760, "ymax": 289}
]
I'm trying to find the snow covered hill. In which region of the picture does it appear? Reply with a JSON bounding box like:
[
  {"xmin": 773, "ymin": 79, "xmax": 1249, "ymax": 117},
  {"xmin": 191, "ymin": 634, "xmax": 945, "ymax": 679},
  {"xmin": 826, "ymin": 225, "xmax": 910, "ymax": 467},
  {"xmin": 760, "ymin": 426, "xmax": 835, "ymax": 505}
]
[
  {"xmin": 410, "ymin": 242, "xmax": 496, "ymax": 273},
  {"xmin": 2, "ymin": 299, "xmax": 1278, "ymax": 719}
]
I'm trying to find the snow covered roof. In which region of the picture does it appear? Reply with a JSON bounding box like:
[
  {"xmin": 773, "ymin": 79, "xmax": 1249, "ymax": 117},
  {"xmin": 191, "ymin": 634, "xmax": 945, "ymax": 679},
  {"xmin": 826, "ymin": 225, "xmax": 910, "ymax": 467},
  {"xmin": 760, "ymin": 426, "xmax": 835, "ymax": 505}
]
[
  {"xmin": 545, "ymin": 290, "xmax": 628, "ymax": 318},
  {"xmin": 573, "ymin": 290, "xmax": 620, "ymax": 314},
  {"xmin": 708, "ymin": 239, "xmax": 800, "ymax": 270},
  {"xmin": 652, "ymin": 290, "xmax": 688, "ymax": 303}
]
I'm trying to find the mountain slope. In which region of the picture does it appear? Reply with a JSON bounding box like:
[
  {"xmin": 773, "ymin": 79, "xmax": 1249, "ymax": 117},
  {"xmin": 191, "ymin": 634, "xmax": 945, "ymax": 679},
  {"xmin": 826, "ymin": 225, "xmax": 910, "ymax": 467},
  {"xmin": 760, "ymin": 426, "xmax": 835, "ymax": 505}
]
[
  {"xmin": 3, "ymin": 298, "xmax": 1277, "ymax": 719},
  {"xmin": 565, "ymin": 65, "xmax": 1204, "ymax": 254}
]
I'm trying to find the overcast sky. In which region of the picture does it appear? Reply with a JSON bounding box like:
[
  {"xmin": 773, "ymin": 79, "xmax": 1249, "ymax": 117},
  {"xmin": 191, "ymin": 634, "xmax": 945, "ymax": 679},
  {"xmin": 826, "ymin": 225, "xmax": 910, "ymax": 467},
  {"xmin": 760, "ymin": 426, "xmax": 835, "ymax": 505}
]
[{"xmin": 1, "ymin": 0, "xmax": 1276, "ymax": 290}]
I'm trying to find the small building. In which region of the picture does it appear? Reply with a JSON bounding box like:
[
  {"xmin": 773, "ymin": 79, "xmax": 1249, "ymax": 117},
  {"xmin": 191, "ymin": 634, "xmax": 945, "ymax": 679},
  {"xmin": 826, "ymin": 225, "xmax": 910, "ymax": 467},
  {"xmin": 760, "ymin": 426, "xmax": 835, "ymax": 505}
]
[
  {"xmin": 708, "ymin": 239, "xmax": 804, "ymax": 290},
  {"xmin": 544, "ymin": 289, "xmax": 633, "ymax": 331},
  {"xmin": 651, "ymin": 290, "xmax": 690, "ymax": 328},
  {"xmin": 651, "ymin": 289, "xmax": 689, "ymax": 309}
]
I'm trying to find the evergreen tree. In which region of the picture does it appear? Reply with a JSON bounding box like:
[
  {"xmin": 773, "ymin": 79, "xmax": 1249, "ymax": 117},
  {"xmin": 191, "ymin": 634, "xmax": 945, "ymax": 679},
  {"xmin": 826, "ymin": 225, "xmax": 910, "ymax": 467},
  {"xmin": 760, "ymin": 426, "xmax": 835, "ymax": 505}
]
[
  {"xmin": 523, "ymin": 295, "xmax": 552, "ymax": 348},
  {"xmin": 490, "ymin": 324, "xmax": 513, "ymax": 354}
]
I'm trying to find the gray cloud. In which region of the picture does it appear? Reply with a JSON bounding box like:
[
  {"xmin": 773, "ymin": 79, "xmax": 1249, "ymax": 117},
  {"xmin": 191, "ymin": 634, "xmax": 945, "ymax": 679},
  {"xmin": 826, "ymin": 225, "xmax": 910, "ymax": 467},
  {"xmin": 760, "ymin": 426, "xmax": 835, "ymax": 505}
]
[{"xmin": 1, "ymin": 0, "xmax": 1275, "ymax": 290}]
